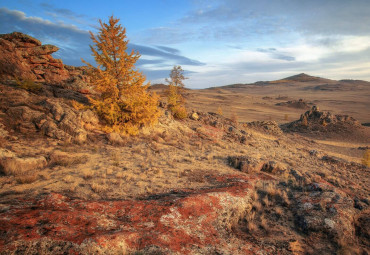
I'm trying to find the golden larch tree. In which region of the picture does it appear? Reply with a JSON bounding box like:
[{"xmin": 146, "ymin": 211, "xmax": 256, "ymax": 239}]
[
  {"xmin": 166, "ymin": 65, "xmax": 187, "ymax": 119},
  {"xmin": 83, "ymin": 16, "xmax": 159, "ymax": 134}
]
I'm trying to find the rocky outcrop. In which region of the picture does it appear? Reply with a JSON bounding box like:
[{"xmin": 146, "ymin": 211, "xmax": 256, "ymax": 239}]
[
  {"xmin": 0, "ymin": 83, "xmax": 98, "ymax": 143},
  {"xmin": 0, "ymin": 32, "xmax": 89, "ymax": 87},
  {"xmin": 245, "ymin": 120, "xmax": 283, "ymax": 135},
  {"xmin": 276, "ymin": 98, "xmax": 312, "ymax": 109},
  {"xmin": 286, "ymin": 106, "xmax": 361, "ymax": 132}
]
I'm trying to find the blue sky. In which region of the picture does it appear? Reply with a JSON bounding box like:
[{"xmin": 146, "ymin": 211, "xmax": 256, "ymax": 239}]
[{"xmin": 1, "ymin": 0, "xmax": 370, "ymax": 88}]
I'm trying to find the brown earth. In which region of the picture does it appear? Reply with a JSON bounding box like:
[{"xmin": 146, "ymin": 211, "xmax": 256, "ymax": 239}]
[{"xmin": 0, "ymin": 33, "xmax": 369, "ymax": 254}]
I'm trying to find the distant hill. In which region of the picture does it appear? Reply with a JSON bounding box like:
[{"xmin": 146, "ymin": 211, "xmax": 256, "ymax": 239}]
[
  {"xmin": 149, "ymin": 83, "xmax": 168, "ymax": 90},
  {"xmin": 283, "ymin": 73, "xmax": 325, "ymax": 82},
  {"xmin": 211, "ymin": 73, "xmax": 362, "ymax": 90}
]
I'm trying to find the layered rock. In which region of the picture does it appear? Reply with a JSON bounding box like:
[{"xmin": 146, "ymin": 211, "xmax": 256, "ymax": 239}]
[
  {"xmin": 0, "ymin": 32, "xmax": 89, "ymax": 86},
  {"xmin": 0, "ymin": 83, "xmax": 98, "ymax": 143}
]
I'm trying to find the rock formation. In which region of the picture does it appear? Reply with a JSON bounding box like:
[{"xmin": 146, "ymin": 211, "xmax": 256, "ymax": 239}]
[
  {"xmin": 0, "ymin": 32, "xmax": 88, "ymax": 87},
  {"xmin": 287, "ymin": 106, "xmax": 361, "ymax": 132},
  {"xmin": 276, "ymin": 98, "xmax": 312, "ymax": 109}
]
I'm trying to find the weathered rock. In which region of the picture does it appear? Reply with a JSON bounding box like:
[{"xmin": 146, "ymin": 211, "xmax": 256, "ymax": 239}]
[
  {"xmin": 0, "ymin": 37, "xmax": 36, "ymax": 81},
  {"xmin": 276, "ymin": 98, "xmax": 312, "ymax": 109},
  {"xmin": 286, "ymin": 106, "xmax": 361, "ymax": 132},
  {"xmin": 293, "ymin": 183, "xmax": 356, "ymax": 249},
  {"xmin": 41, "ymin": 120, "xmax": 71, "ymax": 141},
  {"xmin": 246, "ymin": 120, "xmax": 283, "ymax": 135},
  {"xmin": 6, "ymin": 106, "xmax": 45, "ymax": 133},
  {"xmin": 228, "ymin": 156, "xmax": 264, "ymax": 173},
  {"xmin": 355, "ymin": 210, "xmax": 370, "ymax": 247},
  {"xmin": 6, "ymin": 106, "xmax": 45, "ymax": 123},
  {"xmin": 27, "ymin": 45, "xmax": 59, "ymax": 56},
  {"xmin": 0, "ymin": 32, "xmax": 71, "ymax": 84},
  {"xmin": 57, "ymin": 110, "xmax": 87, "ymax": 143},
  {"xmin": 260, "ymin": 161, "xmax": 287, "ymax": 175},
  {"xmin": 0, "ymin": 32, "xmax": 41, "ymax": 46}
]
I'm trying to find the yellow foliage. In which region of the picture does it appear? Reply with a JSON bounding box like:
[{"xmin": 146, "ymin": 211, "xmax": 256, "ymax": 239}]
[
  {"xmin": 83, "ymin": 16, "xmax": 159, "ymax": 135},
  {"xmin": 166, "ymin": 65, "xmax": 187, "ymax": 118},
  {"xmin": 217, "ymin": 106, "xmax": 223, "ymax": 116},
  {"xmin": 362, "ymin": 149, "xmax": 370, "ymax": 167},
  {"xmin": 170, "ymin": 105, "xmax": 187, "ymax": 119},
  {"xmin": 70, "ymin": 100, "xmax": 88, "ymax": 110},
  {"xmin": 15, "ymin": 77, "xmax": 42, "ymax": 93}
]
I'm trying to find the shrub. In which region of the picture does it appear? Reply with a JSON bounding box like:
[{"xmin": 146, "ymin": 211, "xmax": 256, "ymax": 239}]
[
  {"xmin": 170, "ymin": 105, "xmax": 187, "ymax": 119},
  {"xmin": 217, "ymin": 106, "xmax": 223, "ymax": 116},
  {"xmin": 362, "ymin": 149, "xmax": 370, "ymax": 167}
]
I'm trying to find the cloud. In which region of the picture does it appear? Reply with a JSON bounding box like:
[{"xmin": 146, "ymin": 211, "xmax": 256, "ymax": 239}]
[
  {"xmin": 40, "ymin": 2, "xmax": 86, "ymax": 20},
  {"xmin": 155, "ymin": 45, "xmax": 181, "ymax": 55},
  {"xmin": 0, "ymin": 8, "xmax": 204, "ymax": 80},
  {"xmin": 129, "ymin": 43, "xmax": 205, "ymax": 66},
  {"xmin": 145, "ymin": 0, "xmax": 370, "ymax": 45},
  {"xmin": 188, "ymin": 0, "xmax": 370, "ymax": 36},
  {"xmin": 183, "ymin": 36, "xmax": 370, "ymax": 88},
  {"xmin": 257, "ymin": 48, "xmax": 295, "ymax": 61}
]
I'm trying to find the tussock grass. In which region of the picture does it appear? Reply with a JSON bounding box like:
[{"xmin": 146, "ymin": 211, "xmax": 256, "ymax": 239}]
[
  {"xmin": 49, "ymin": 151, "xmax": 88, "ymax": 167},
  {"xmin": 15, "ymin": 174, "xmax": 38, "ymax": 184}
]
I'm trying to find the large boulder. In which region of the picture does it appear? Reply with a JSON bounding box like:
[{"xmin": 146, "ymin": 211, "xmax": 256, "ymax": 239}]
[{"xmin": 0, "ymin": 32, "xmax": 69, "ymax": 84}]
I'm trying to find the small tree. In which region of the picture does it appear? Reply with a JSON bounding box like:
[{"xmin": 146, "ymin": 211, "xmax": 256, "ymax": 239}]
[
  {"xmin": 166, "ymin": 65, "xmax": 187, "ymax": 119},
  {"xmin": 217, "ymin": 106, "xmax": 223, "ymax": 116},
  {"xmin": 83, "ymin": 16, "xmax": 159, "ymax": 134}
]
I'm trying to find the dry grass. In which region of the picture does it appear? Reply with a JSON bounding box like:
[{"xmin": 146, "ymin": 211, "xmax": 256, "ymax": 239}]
[
  {"xmin": 15, "ymin": 174, "xmax": 38, "ymax": 184},
  {"xmin": 49, "ymin": 151, "xmax": 88, "ymax": 167},
  {"xmin": 0, "ymin": 156, "xmax": 46, "ymax": 176},
  {"xmin": 110, "ymin": 151, "xmax": 121, "ymax": 166},
  {"xmin": 247, "ymin": 221, "xmax": 258, "ymax": 232},
  {"xmin": 274, "ymin": 206, "xmax": 284, "ymax": 216},
  {"xmin": 245, "ymin": 210, "xmax": 256, "ymax": 222},
  {"xmin": 81, "ymin": 168, "xmax": 94, "ymax": 179},
  {"xmin": 260, "ymin": 215, "xmax": 268, "ymax": 230},
  {"xmin": 252, "ymin": 200, "xmax": 263, "ymax": 211},
  {"xmin": 91, "ymin": 180, "xmax": 109, "ymax": 193},
  {"xmin": 289, "ymin": 240, "xmax": 304, "ymax": 254},
  {"xmin": 63, "ymin": 175, "xmax": 75, "ymax": 183},
  {"xmin": 262, "ymin": 196, "xmax": 271, "ymax": 207}
]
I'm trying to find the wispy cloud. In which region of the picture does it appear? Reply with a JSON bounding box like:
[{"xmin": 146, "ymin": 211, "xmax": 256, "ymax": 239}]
[
  {"xmin": 257, "ymin": 48, "xmax": 295, "ymax": 62},
  {"xmin": 0, "ymin": 7, "xmax": 204, "ymax": 80}
]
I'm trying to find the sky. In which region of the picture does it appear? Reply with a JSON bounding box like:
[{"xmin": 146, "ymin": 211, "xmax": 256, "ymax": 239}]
[{"xmin": 0, "ymin": 0, "xmax": 370, "ymax": 88}]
